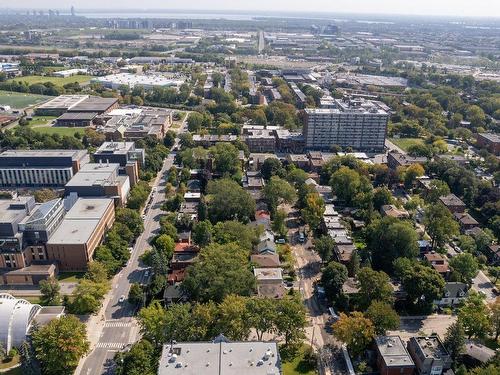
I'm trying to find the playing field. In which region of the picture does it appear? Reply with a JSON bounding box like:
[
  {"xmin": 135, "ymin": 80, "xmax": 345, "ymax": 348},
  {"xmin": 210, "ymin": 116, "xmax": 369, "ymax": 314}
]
[
  {"xmin": 8, "ymin": 74, "xmax": 92, "ymax": 86},
  {"xmin": 0, "ymin": 90, "xmax": 51, "ymax": 109},
  {"xmin": 30, "ymin": 126, "xmax": 84, "ymax": 137},
  {"xmin": 389, "ymin": 137, "xmax": 424, "ymax": 151}
]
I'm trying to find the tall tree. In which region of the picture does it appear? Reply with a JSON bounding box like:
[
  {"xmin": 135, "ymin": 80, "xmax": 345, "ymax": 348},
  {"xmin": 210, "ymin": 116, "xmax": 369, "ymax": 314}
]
[
  {"xmin": 449, "ymin": 253, "xmax": 479, "ymax": 285},
  {"xmin": 357, "ymin": 268, "xmax": 394, "ymax": 309},
  {"xmin": 137, "ymin": 300, "xmax": 168, "ymax": 347},
  {"xmin": 489, "ymin": 298, "xmax": 500, "ymax": 341},
  {"xmin": 114, "ymin": 339, "xmax": 156, "ymax": 375},
  {"xmin": 39, "ymin": 277, "xmax": 61, "ymax": 306},
  {"xmin": 424, "ymin": 204, "xmax": 460, "ymax": 248},
  {"xmin": 262, "ymin": 176, "xmax": 296, "ymax": 215},
  {"xmin": 301, "ymin": 192, "xmax": 325, "ymax": 233},
  {"xmin": 366, "ymin": 217, "xmax": 419, "ymax": 274},
  {"xmin": 274, "ymin": 296, "xmax": 307, "ymax": 347},
  {"xmin": 321, "ymin": 261, "xmax": 348, "ymax": 303},
  {"xmin": 458, "ymin": 291, "xmax": 491, "ymax": 339},
  {"xmin": 217, "ymin": 295, "xmax": 252, "ymax": 341},
  {"xmin": 314, "ymin": 235, "xmax": 336, "ymax": 263},
  {"xmin": 32, "ymin": 315, "xmax": 89, "ymax": 375},
  {"xmin": 365, "ymin": 301, "xmax": 400, "ymax": 335},
  {"xmin": 206, "ymin": 179, "xmax": 256, "ymax": 223},
  {"xmin": 333, "ymin": 312, "xmax": 375, "ymax": 357},
  {"xmin": 246, "ymin": 298, "xmax": 277, "ymax": 341},
  {"xmin": 443, "ymin": 321, "xmax": 466, "ymax": 362},
  {"xmin": 330, "ymin": 167, "xmax": 371, "ymax": 205}
]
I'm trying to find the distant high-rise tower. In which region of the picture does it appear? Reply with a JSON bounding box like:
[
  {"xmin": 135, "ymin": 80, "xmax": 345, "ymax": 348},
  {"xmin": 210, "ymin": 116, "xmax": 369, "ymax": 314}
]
[{"xmin": 71, "ymin": 6, "xmax": 75, "ymax": 16}]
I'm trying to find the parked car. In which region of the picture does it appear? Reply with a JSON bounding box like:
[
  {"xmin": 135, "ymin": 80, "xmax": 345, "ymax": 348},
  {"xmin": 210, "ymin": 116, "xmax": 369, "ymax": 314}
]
[
  {"xmin": 275, "ymin": 238, "xmax": 286, "ymax": 244},
  {"xmin": 118, "ymin": 295, "xmax": 126, "ymax": 303}
]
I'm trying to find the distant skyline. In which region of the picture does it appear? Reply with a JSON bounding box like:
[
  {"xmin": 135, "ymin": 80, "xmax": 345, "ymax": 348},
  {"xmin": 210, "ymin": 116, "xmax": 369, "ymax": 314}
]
[{"xmin": 6, "ymin": 0, "xmax": 500, "ymax": 18}]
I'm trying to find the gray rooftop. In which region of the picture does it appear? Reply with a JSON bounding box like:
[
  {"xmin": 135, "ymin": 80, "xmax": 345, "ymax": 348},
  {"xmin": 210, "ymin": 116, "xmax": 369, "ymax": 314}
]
[
  {"xmin": 158, "ymin": 338, "xmax": 281, "ymax": 375},
  {"xmin": 376, "ymin": 336, "xmax": 415, "ymax": 368}
]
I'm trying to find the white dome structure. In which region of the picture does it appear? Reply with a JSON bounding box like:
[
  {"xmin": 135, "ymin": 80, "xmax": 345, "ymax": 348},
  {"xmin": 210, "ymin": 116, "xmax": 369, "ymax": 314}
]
[{"xmin": 0, "ymin": 293, "xmax": 41, "ymax": 351}]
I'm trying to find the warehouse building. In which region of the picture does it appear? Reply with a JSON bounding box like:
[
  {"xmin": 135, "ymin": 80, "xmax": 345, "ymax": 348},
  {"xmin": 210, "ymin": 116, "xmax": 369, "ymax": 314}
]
[
  {"xmin": 303, "ymin": 98, "xmax": 389, "ymax": 152},
  {"xmin": 0, "ymin": 149, "xmax": 89, "ymax": 188},
  {"xmin": 56, "ymin": 112, "xmax": 98, "ymax": 127},
  {"xmin": 35, "ymin": 95, "xmax": 118, "ymax": 117},
  {"xmin": 92, "ymin": 73, "xmax": 185, "ymax": 90},
  {"xmin": 46, "ymin": 198, "xmax": 115, "ymax": 271}
]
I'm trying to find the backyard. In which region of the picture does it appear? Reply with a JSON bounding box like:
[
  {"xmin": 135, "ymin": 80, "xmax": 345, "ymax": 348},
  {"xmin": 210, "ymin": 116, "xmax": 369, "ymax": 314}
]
[
  {"xmin": 282, "ymin": 345, "xmax": 317, "ymax": 375},
  {"xmin": 0, "ymin": 90, "xmax": 50, "ymax": 109}
]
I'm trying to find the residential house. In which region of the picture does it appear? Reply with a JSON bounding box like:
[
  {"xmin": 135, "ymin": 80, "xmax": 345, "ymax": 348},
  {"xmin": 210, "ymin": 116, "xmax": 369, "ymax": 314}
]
[
  {"xmin": 424, "ymin": 252, "xmax": 450, "ymax": 279},
  {"xmin": 407, "ymin": 336, "xmax": 452, "ymax": 375},
  {"xmin": 439, "ymin": 194, "xmax": 466, "ymax": 214},
  {"xmin": 375, "ymin": 336, "xmax": 415, "ymax": 375},
  {"xmin": 453, "ymin": 212, "xmax": 479, "ymax": 233},
  {"xmin": 434, "ymin": 282, "xmax": 468, "ymax": 307}
]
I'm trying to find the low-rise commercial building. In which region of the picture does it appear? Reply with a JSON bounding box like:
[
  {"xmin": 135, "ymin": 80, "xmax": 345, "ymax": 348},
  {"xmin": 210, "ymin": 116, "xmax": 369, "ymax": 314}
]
[
  {"xmin": 245, "ymin": 129, "xmax": 276, "ymax": 153},
  {"xmin": 387, "ymin": 151, "xmax": 427, "ymax": 170},
  {"xmin": 36, "ymin": 95, "xmax": 118, "ymax": 116},
  {"xmin": 158, "ymin": 336, "xmax": 281, "ymax": 375},
  {"xmin": 46, "ymin": 198, "xmax": 115, "ymax": 271},
  {"xmin": 407, "ymin": 336, "xmax": 451, "ymax": 375},
  {"xmin": 375, "ymin": 336, "xmax": 415, "ymax": 375},
  {"xmin": 93, "ymin": 73, "xmax": 185, "ymax": 90},
  {"xmin": 0, "ymin": 149, "xmax": 89, "ymax": 188}
]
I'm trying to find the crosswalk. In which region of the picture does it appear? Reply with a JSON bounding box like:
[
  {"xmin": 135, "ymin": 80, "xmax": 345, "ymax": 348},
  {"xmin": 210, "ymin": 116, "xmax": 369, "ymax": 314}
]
[
  {"xmin": 104, "ymin": 322, "xmax": 134, "ymax": 328},
  {"xmin": 96, "ymin": 342, "xmax": 126, "ymax": 349}
]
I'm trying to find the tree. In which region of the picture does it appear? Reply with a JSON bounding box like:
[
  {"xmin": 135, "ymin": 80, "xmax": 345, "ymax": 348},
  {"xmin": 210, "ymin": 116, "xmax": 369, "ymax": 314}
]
[
  {"xmin": 333, "ymin": 312, "xmax": 375, "ymax": 357},
  {"xmin": 263, "ymin": 176, "xmax": 296, "ymax": 215},
  {"xmin": 425, "ymin": 180, "xmax": 450, "ymax": 203},
  {"xmin": 449, "ymin": 253, "xmax": 479, "ymax": 285},
  {"xmin": 32, "ymin": 315, "xmax": 89, "ymax": 375},
  {"xmin": 458, "ymin": 291, "xmax": 491, "ymax": 339},
  {"xmin": 330, "ymin": 167, "xmax": 371, "ymax": 205},
  {"xmin": 206, "ymin": 179, "xmax": 256, "ymax": 223},
  {"xmin": 261, "ymin": 158, "xmax": 285, "ymax": 181},
  {"xmin": 372, "ymin": 187, "xmax": 393, "ymax": 210},
  {"xmin": 192, "ymin": 220, "xmax": 213, "ymax": 247},
  {"xmin": 366, "ymin": 217, "xmax": 419, "ymax": 274},
  {"xmin": 209, "ymin": 143, "xmax": 241, "ymax": 177},
  {"xmin": 271, "ymin": 209, "xmax": 288, "ymax": 238},
  {"xmin": 212, "ymin": 220, "xmax": 258, "ymax": 251},
  {"xmin": 489, "ymin": 298, "xmax": 500, "ymax": 341},
  {"xmin": 357, "ymin": 268, "xmax": 394, "ymax": 309},
  {"xmin": 395, "ymin": 259, "xmax": 445, "ymax": 313},
  {"xmin": 34, "ymin": 188, "xmax": 58, "ymax": 203},
  {"xmin": 301, "ymin": 192, "xmax": 325, "ymax": 233},
  {"xmin": 424, "ymin": 204, "xmax": 460, "ymax": 248},
  {"xmin": 114, "ymin": 339, "xmax": 156, "ymax": 375},
  {"xmin": 70, "ymin": 279, "xmax": 108, "ymax": 314},
  {"xmin": 246, "ymin": 298, "xmax": 277, "ymax": 341},
  {"xmin": 321, "ymin": 261, "xmax": 348, "ymax": 303},
  {"xmin": 401, "ymin": 163, "xmax": 425, "ymax": 188},
  {"xmin": 86, "ymin": 261, "xmax": 109, "ymax": 283},
  {"xmin": 128, "ymin": 283, "xmax": 144, "ymax": 305},
  {"xmin": 217, "ymin": 295, "xmax": 252, "ymax": 341},
  {"xmin": 116, "ymin": 208, "xmax": 144, "ymax": 237},
  {"xmin": 182, "ymin": 243, "xmax": 255, "ymax": 303},
  {"xmin": 443, "ymin": 321, "xmax": 466, "ymax": 362},
  {"xmin": 365, "ymin": 301, "xmax": 400, "ymax": 335},
  {"xmin": 153, "ymin": 234, "xmax": 175, "ymax": 259},
  {"xmin": 314, "ymin": 235, "xmax": 335, "ymax": 263},
  {"xmin": 39, "ymin": 277, "xmax": 61, "ymax": 306},
  {"xmin": 274, "ymin": 296, "xmax": 307, "ymax": 347},
  {"xmin": 137, "ymin": 300, "xmax": 168, "ymax": 347},
  {"xmin": 489, "ymin": 267, "xmax": 500, "ymax": 283}
]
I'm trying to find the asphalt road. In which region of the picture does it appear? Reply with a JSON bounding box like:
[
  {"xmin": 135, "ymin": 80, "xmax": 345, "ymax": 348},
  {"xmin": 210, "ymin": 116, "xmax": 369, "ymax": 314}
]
[{"xmin": 78, "ymin": 124, "xmax": 186, "ymax": 375}]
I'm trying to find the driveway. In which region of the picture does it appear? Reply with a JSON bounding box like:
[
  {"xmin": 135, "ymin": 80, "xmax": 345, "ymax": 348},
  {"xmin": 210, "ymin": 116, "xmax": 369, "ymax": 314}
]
[{"xmin": 472, "ymin": 270, "xmax": 496, "ymax": 302}]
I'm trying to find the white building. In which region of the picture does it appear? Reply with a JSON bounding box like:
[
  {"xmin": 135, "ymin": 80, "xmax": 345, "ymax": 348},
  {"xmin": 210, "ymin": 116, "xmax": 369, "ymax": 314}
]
[
  {"xmin": 53, "ymin": 68, "xmax": 88, "ymax": 78},
  {"xmin": 93, "ymin": 73, "xmax": 185, "ymax": 90}
]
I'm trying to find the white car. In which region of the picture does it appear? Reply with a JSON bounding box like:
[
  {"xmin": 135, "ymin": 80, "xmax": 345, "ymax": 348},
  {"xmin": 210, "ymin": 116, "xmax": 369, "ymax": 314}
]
[{"xmin": 118, "ymin": 295, "xmax": 126, "ymax": 303}]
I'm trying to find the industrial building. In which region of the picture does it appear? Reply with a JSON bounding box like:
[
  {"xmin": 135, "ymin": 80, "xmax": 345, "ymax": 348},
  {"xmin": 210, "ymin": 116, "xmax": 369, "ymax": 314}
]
[
  {"xmin": 0, "ymin": 149, "xmax": 89, "ymax": 188},
  {"xmin": 93, "ymin": 73, "xmax": 185, "ymax": 90},
  {"xmin": 64, "ymin": 163, "xmax": 130, "ymax": 206},
  {"xmin": 303, "ymin": 98, "xmax": 389, "ymax": 152},
  {"xmin": 158, "ymin": 335, "xmax": 282, "ymax": 375},
  {"xmin": 35, "ymin": 95, "xmax": 118, "ymax": 117},
  {"xmin": 46, "ymin": 198, "xmax": 115, "ymax": 271}
]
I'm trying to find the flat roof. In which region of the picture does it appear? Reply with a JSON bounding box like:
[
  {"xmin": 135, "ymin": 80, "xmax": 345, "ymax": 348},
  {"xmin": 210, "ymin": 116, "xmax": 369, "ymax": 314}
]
[
  {"xmin": 64, "ymin": 198, "xmax": 113, "ymax": 220},
  {"xmin": 253, "ymin": 268, "xmax": 283, "ymax": 281},
  {"xmin": 36, "ymin": 95, "xmax": 88, "ymax": 110},
  {"xmin": 68, "ymin": 97, "xmax": 118, "ymax": 112},
  {"xmin": 0, "ymin": 149, "xmax": 87, "ymax": 159},
  {"xmin": 158, "ymin": 340, "xmax": 281, "ymax": 375},
  {"xmin": 57, "ymin": 112, "xmax": 98, "ymax": 121},
  {"xmin": 47, "ymin": 218, "xmax": 100, "ymax": 245},
  {"xmin": 376, "ymin": 336, "xmax": 415, "ymax": 368}
]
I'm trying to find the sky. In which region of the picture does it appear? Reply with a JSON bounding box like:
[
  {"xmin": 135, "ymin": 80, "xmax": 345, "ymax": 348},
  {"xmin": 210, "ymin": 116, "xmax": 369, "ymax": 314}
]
[{"xmin": 7, "ymin": 0, "xmax": 500, "ymax": 18}]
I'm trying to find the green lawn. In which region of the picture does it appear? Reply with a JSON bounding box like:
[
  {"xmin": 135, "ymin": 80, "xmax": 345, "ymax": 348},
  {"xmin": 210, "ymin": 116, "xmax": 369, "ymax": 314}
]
[
  {"xmin": 0, "ymin": 90, "xmax": 51, "ymax": 109},
  {"xmin": 28, "ymin": 115, "xmax": 57, "ymax": 126},
  {"xmin": 282, "ymin": 345, "xmax": 317, "ymax": 375},
  {"xmin": 8, "ymin": 74, "xmax": 92, "ymax": 86},
  {"xmin": 41, "ymin": 66, "xmax": 66, "ymax": 73},
  {"xmin": 389, "ymin": 137, "xmax": 424, "ymax": 152},
  {"xmin": 57, "ymin": 271, "xmax": 85, "ymax": 283},
  {"xmin": 28, "ymin": 123, "xmax": 84, "ymax": 137}
]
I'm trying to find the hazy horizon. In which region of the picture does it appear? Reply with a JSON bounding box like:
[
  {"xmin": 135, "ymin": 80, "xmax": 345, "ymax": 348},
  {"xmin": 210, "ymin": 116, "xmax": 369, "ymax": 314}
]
[{"xmin": 4, "ymin": 0, "xmax": 500, "ymax": 19}]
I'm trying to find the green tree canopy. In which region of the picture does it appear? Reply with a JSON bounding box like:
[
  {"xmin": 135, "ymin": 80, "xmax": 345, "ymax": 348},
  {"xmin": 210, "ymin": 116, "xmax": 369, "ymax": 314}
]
[{"xmin": 206, "ymin": 179, "xmax": 256, "ymax": 223}]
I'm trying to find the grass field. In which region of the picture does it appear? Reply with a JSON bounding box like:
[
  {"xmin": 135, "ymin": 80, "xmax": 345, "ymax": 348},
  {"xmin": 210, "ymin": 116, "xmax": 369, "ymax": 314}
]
[
  {"xmin": 30, "ymin": 126, "xmax": 84, "ymax": 137},
  {"xmin": 389, "ymin": 137, "xmax": 424, "ymax": 151},
  {"xmin": 28, "ymin": 115, "xmax": 57, "ymax": 126},
  {"xmin": 8, "ymin": 74, "xmax": 92, "ymax": 86},
  {"xmin": 0, "ymin": 90, "xmax": 50, "ymax": 108},
  {"xmin": 282, "ymin": 345, "xmax": 317, "ymax": 375}
]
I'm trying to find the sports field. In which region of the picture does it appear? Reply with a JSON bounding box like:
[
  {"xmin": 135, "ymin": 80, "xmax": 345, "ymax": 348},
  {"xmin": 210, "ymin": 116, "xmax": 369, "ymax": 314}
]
[
  {"xmin": 0, "ymin": 90, "xmax": 50, "ymax": 108},
  {"xmin": 8, "ymin": 74, "xmax": 92, "ymax": 86},
  {"xmin": 30, "ymin": 125, "xmax": 84, "ymax": 137},
  {"xmin": 389, "ymin": 137, "xmax": 424, "ymax": 152}
]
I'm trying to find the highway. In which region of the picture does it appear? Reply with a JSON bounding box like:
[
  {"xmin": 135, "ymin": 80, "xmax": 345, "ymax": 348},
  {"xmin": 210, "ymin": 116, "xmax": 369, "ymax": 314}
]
[{"xmin": 77, "ymin": 123, "xmax": 186, "ymax": 375}]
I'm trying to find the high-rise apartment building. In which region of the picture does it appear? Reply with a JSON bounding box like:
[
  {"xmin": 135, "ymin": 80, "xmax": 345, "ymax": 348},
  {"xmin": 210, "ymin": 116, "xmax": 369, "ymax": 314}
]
[{"xmin": 303, "ymin": 98, "xmax": 389, "ymax": 151}]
